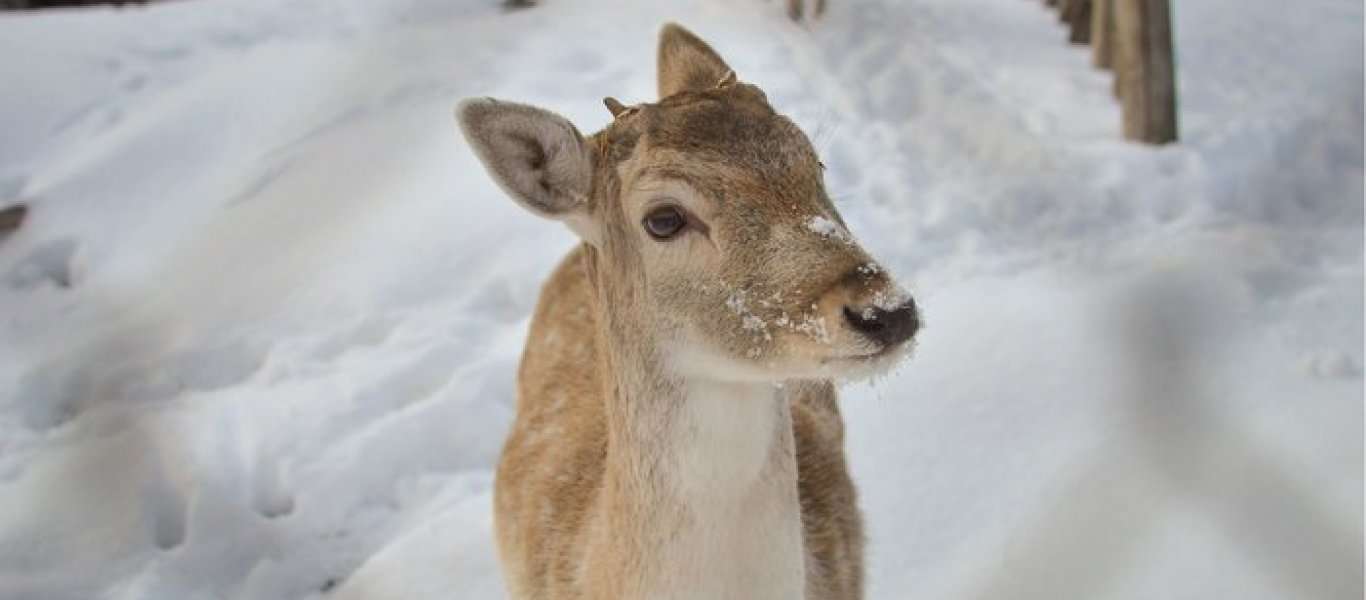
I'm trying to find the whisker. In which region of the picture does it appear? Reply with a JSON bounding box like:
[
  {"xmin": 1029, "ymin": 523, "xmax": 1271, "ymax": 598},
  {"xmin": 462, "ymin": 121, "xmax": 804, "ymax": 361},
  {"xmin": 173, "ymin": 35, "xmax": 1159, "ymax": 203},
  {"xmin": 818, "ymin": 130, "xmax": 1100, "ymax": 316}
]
[
  {"xmin": 809, "ymin": 108, "xmax": 840, "ymax": 156},
  {"xmin": 827, "ymin": 192, "xmax": 860, "ymax": 206}
]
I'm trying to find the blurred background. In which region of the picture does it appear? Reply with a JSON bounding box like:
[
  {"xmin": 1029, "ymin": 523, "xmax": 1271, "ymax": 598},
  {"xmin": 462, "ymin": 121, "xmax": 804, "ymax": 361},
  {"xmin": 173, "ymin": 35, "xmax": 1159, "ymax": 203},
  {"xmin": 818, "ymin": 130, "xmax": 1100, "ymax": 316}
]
[{"xmin": 0, "ymin": 1, "xmax": 1360, "ymax": 599}]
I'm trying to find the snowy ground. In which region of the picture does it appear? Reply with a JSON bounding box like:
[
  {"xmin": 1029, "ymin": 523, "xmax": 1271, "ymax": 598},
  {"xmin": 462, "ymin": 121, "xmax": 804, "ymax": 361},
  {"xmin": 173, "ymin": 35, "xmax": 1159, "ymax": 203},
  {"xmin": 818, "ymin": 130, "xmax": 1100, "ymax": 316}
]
[{"xmin": 0, "ymin": 0, "xmax": 1360, "ymax": 599}]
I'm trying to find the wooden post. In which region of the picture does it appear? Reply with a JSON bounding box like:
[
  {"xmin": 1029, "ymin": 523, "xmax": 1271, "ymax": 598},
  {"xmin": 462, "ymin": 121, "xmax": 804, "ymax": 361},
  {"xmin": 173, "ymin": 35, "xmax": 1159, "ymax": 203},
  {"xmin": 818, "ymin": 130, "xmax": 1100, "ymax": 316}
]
[
  {"xmin": 1115, "ymin": 0, "xmax": 1178, "ymax": 144},
  {"xmin": 1067, "ymin": 0, "xmax": 1092, "ymax": 44},
  {"xmin": 1092, "ymin": 0, "xmax": 1116, "ymax": 69}
]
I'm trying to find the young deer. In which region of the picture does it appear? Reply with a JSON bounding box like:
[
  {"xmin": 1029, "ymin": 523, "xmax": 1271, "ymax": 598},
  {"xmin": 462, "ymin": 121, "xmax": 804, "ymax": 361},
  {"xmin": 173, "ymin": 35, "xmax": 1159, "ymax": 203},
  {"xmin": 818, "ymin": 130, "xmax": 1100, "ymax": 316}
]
[{"xmin": 457, "ymin": 24, "xmax": 918, "ymax": 600}]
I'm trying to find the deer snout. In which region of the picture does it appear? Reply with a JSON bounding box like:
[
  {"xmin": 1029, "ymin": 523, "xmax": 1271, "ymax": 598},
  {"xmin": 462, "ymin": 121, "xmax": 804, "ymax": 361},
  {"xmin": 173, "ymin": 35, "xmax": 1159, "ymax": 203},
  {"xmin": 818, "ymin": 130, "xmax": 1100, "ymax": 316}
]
[{"xmin": 843, "ymin": 296, "xmax": 919, "ymax": 348}]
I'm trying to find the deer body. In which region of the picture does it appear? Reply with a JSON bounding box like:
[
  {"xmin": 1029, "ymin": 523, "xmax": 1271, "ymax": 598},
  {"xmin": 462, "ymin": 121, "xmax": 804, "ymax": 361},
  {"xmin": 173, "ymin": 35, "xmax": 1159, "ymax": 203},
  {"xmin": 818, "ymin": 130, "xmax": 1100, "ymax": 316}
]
[
  {"xmin": 498, "ymin": 247, "xmax": 817, "ymax": 600},
  {"xmin": 458, "ymin": 24, "xmax": 917, "ymax": 600}
]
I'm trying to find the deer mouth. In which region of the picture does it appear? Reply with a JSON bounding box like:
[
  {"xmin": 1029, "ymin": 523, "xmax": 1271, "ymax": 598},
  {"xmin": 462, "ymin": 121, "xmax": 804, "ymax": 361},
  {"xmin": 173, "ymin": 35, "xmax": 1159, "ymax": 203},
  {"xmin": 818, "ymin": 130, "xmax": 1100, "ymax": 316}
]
[
  {"xmin": 822, "ymin": 348, "xmax": 891, "ymax": 366},
  {"xmin": 824, "ymin": 350, "xmax": 884, "ymax": 362},
  {"xmin": 817, "ymin": 334, "xmax": 917, "ymax": 379}
]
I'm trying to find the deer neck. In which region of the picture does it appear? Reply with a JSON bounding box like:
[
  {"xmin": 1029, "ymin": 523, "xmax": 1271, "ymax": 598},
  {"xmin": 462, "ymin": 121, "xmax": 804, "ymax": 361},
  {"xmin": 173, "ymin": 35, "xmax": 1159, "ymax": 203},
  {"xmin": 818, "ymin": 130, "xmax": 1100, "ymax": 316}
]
[{"xmin": 587, "ymin": 286, "xmax": 807, "ymax": 600}]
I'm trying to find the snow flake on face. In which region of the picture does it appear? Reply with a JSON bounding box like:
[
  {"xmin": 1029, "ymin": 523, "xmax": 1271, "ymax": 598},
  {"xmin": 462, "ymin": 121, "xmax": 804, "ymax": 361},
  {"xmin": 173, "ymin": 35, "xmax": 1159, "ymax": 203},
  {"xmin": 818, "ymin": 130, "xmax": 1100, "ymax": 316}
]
[
  {"xmin": 741, "ymin": 314, "xmax": 767, "ymax": 334},
  {"xmin": 806, "ymin": 215, "xmax": 852, "ymax": 245},
  {"xmin": 725, "ymin": 291, "xmax": 747, "ymax": 315},
  {"xmin": 727, "ymin": 289, "xmax": 773, "ymax": 342},
  {"xmin": 724, "ymin": 287, "xmax": 834, "ymax": 349},
  {"xmin": 793, "ymin": 313, "xmax": 830, "ymax": 344},
  {"xmin": 871, "ymin": 287, "xmax": 912, "ymax": 311}
]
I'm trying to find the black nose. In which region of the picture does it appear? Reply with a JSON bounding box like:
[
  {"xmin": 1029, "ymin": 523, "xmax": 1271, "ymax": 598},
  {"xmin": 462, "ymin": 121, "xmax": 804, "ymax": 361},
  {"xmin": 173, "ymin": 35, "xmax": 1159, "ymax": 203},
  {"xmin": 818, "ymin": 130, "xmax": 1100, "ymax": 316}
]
[{"xmin": 843, "ymin": 298, "xmax": 919, "ymax": 348}]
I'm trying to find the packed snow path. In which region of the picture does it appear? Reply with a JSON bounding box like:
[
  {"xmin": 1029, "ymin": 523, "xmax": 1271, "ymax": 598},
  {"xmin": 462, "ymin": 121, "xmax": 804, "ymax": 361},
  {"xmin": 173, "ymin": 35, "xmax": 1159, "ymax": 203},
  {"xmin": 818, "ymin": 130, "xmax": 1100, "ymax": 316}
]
[{"xmin": 0, "ymin": 0, "xmax": 1360, "ymax": 599}]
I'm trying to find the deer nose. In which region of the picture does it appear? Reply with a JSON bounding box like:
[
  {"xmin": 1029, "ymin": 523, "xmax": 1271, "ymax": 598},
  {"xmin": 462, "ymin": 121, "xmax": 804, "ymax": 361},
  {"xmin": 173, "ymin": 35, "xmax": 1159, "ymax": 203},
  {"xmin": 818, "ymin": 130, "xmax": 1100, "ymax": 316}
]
[{"xmin": 843, "ymin": 298, "xmax": 919, "ymax": 348}]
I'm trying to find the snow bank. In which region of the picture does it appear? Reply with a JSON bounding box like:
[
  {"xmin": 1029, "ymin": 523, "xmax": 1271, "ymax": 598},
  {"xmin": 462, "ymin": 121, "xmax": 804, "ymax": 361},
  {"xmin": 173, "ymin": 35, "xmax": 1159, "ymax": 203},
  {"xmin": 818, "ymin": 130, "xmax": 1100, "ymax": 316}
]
[{"xmin": 0, "ymin": 0, "xmax": 1359, "ymax": 598}]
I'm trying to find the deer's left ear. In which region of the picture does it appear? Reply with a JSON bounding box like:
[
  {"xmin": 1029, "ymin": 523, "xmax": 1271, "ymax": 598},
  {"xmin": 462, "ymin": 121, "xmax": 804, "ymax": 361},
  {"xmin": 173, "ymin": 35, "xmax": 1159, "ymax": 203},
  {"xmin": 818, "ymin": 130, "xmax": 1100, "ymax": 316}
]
[
  {"xmin": 457, "ymin": 98, "xmax": 598, "ymax": 241},
  {"xmin": 657, "ymin": 23, "xmax": 734, "ymax": 98}
]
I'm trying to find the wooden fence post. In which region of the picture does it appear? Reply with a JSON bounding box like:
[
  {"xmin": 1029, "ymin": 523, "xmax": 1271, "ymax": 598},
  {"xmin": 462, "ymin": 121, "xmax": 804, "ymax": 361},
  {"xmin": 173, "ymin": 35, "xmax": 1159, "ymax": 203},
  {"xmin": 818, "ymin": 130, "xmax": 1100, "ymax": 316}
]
[
  {"xmin": 1114, "ymin": 0, "xmax": 1178, "ymax": 144},
  {"xmin": 1068, "ymin": 0, "xmax": 1092, "ymax": 44},
  {"xmin": 1092, "ymin": 0, "xmax": 1115, "ymax": 69}
]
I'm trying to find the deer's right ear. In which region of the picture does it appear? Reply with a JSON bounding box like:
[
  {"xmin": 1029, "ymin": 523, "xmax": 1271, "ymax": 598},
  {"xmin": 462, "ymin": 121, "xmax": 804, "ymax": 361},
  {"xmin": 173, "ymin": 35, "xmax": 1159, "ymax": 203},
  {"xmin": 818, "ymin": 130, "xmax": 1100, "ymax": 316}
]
[{"xmin": 457, "ymin": 98, "xmax": 596, "ymax": 234}]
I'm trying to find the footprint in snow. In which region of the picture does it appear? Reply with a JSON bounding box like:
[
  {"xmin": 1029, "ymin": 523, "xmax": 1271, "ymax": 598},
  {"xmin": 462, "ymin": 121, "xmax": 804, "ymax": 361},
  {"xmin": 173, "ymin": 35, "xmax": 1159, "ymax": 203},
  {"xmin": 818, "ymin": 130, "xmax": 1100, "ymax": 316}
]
[
  {"xmin": 142, "ymin": 476, "xmax": 188, "ymax": 550},
  {"xmin": 310, "ymin": 314, "xmax": 402, "ymax": 362},
  {"xmin": 7, "ymin": 236, "xmax": 84, "ymax": 290},
  {"xmin": 14, "ymin": 337, "xmax": 270, "ymax": 431}
]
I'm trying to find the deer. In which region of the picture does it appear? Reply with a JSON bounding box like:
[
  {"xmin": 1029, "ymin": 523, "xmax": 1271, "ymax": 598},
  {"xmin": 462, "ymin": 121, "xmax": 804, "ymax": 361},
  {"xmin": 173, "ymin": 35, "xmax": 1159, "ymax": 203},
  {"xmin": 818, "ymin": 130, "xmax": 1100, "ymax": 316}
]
[{"xmin": 456, "ymin": 23, "xmax": 919, "ymax": 600}]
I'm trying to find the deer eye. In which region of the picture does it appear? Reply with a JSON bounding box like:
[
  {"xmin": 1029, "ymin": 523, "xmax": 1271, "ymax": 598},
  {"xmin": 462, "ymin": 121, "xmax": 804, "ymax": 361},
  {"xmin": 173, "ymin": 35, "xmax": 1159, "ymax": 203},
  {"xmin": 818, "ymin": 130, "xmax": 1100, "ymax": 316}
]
[{"xmin": 643, "ymin": 206, "xmax": 687, "ymax": 240}]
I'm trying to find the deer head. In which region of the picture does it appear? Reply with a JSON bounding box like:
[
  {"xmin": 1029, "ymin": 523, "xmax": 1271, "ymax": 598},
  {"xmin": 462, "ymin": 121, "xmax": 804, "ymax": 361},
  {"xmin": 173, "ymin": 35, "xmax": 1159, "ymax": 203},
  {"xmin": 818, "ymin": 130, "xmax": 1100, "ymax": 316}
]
[{"xmin": 458, "ymin": 24, "xmax": 917, "ymax": 383}]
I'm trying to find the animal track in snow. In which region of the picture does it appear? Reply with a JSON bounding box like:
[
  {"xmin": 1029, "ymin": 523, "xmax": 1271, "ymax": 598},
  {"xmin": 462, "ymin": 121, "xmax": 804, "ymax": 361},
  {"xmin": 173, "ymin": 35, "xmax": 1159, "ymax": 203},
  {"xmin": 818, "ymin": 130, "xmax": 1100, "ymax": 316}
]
[
  {"xmin": 310, "ymin": 315, "xmax": 402, "ymax": 362},
  {"xmin": 7, "ymin": 237, "xmax": 84, "ymax": 290},
  {"xmin": 166, "ymin": 340, "xmax": 271, "ymax": 392},
  {"xmin": 142, "ymin": 476, "xmax": 188, "ymax": 550},
  {"xmin": 251, "ymin": 458, "xmax": 296, "ymax": 520},
  {"xmin": 1298, "ymin": 350, "xmax": 1362, "ymax": 379},
  {"xmin": 13, "ymin": 337, "xmax": 269, "ymax": 431}
]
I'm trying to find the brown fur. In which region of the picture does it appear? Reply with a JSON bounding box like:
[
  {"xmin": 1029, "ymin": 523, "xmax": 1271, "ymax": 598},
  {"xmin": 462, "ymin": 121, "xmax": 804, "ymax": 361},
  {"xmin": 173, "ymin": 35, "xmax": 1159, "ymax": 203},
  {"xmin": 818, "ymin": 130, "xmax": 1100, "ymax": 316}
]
[
  {"xmin": 462, "ymin": 23, "xmax": 917, "ymax": 600},
  {"xmin": 496, "ymin": 247, "xmax": 864, "ymax": 599}
]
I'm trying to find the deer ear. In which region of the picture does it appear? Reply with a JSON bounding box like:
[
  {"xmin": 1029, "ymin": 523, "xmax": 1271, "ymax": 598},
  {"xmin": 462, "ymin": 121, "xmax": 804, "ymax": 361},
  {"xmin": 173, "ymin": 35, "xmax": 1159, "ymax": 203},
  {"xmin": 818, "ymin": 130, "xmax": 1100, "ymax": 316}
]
[
  {"xmin": 457, "ymin": 98, "xmax": 594, "ymax": 225},
  {"xmin": 657, "ymin": 23, "xmax": 734, "ymax": 98}
]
